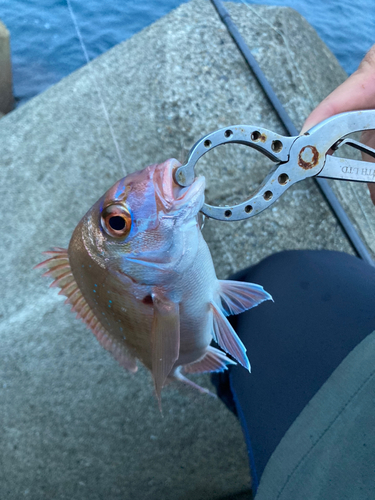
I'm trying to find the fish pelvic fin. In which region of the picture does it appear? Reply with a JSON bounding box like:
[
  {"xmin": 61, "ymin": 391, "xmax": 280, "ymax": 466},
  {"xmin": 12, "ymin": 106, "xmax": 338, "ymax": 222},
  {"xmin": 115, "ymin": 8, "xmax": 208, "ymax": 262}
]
[
  {"xmin": 151, "ymin": 294, "xmax": 180, "ymax": 408},
  {"xmin": 35, "ymin": 248, "xmax": 138, "ymax": 373},
  {"xmin": 210, "ymin": 302, "xmax": 250, "ymax": 371},
  {"xmin": 183, "ymin": 346, "xmax": 236, "ymax": 374},
  {"xmin": 218, "ymin": 279, "xmax": 273, "ymax": 316}
]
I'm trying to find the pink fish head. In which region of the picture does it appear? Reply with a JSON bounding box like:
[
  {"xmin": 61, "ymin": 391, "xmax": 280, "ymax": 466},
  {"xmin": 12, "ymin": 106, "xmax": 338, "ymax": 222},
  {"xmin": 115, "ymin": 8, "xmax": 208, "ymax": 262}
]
[{"xmin": 69, "ymin": 158, "xmax": 206, "ymax": 287}]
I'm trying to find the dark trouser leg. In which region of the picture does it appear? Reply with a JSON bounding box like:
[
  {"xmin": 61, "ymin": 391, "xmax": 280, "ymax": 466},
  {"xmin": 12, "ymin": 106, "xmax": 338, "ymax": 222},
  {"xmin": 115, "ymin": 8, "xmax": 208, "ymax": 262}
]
[{"xmin": 213, "ymin": 250, "xmax": 375, "ymax": 494}]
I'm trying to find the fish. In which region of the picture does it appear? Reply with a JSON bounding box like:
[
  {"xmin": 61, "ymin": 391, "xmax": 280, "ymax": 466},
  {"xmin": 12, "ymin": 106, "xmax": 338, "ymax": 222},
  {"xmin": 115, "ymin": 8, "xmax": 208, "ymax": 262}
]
[{"xmin": 36, "ymin": 158, "xmax": 272, "ymax": 404}]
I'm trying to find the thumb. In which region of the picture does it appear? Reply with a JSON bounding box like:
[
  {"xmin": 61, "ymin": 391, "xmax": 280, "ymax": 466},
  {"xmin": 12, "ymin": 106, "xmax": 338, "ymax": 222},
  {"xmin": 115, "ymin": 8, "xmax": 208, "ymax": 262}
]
[{"xmin": 301, "ymin": 45, "xmax": 375, "ymax": 134}]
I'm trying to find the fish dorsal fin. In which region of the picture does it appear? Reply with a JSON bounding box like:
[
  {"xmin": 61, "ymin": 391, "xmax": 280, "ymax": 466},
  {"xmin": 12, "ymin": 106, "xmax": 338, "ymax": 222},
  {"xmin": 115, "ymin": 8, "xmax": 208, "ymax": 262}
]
[
  {"xmin": 151, "ymin": 294, "xmax": 180, "ymax": 406},
  {"xmin": 219, "ymin": 280, "xmax": 272, "ymax": 316},
  {"xmin": 210, "ymin": 301, "xmax": 250, "ymax": 371},
  {"xmin": 184, "ymin": 346, "xmax": 236, "ymax": 374},
  {"xmin": 35, "ymin": 248, "xmax": 137, "ymax": 373}
]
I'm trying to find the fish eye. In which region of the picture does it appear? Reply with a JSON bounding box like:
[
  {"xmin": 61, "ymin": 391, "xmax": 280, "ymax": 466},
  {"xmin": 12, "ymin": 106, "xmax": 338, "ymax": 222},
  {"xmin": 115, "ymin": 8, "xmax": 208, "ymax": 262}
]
[
  {"xmin": 101, "ymin": 203, "xmax": 132, "ymax": 238},
  {"xmin": 108, "ymin": 216, "xmax": 125, "ymax": 231}
]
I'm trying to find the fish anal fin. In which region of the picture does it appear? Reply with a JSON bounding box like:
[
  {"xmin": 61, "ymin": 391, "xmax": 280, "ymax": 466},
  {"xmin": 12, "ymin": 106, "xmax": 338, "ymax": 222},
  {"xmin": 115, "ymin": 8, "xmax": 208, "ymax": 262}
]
[
  {"xmin": 210, "ymin": 302, "xmax": 250, "ymax": 371},
  {"xmin": 172, "ymin": 369, "xmax": 216, "ymax": 398},
  {"xmin": 219, "ymin": 280, "xmax": 272, "ymax": 316},
  {"xmin": 184, "ymin": 346, "xmax": 236, "ymax": 374},
  {"xmin": 151, "ymin": 294, "xmax": 180, "ymax": 407}
]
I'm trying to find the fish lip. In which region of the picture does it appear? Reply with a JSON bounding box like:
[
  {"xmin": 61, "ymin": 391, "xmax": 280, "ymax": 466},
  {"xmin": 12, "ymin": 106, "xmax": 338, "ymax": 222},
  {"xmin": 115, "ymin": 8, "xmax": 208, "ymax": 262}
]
[
  {"xmin": 175, "ymin": 175, "xmax": 205, "ymax": 204},
  {"xmin": 155, "ymin": 159, "xmax": 205, "ymax": 212}
]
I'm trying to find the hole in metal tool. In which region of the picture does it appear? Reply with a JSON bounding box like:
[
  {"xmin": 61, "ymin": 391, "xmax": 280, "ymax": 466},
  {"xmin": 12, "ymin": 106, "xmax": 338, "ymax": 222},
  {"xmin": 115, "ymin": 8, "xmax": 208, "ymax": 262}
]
[
  {"xmin": 244, "ymin": 205, "xmax": 253, "ymax": 213},
  {"xmin": 194, "ymin": 143, "xmax": 268, "ymax": 208},
  {"xmin": 278, "ymin": 173, "xmax": 289, "ymax": 185},
  {"xmin": 263, "ymin": 190, "xmax": 273, "ymax": 201},
  {"xmin": 224, "ymin": 129, "xmax": 233, "ymax": 138},
  {"xmin": 224, "ymin": 209, "xmax": 232, "ymax": 218},
  {"xmin": 272, "ymin": 140, "xmax": 283, "ymax": 153},
  {"xmin": 204, "ymin": 139, "xmax": 212, "ymax": 148},
  {"xmin": 251, "ymin": 131, "xmax": 261, "ymax": 141}
]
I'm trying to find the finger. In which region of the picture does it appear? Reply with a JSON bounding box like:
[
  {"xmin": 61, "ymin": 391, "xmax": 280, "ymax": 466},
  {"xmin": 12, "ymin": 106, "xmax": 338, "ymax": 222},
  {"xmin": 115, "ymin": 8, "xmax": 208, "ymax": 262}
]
[{"xmin": 301, "ymin": 45, "xmax": 375, "ymax": 134}]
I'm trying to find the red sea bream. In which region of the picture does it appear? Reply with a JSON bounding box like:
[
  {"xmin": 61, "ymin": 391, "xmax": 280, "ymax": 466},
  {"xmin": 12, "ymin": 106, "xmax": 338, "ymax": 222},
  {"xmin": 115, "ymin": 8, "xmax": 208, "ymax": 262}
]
[{"xmin": 36, "ymin": 159, "xmax": 272, "ymax": 404}]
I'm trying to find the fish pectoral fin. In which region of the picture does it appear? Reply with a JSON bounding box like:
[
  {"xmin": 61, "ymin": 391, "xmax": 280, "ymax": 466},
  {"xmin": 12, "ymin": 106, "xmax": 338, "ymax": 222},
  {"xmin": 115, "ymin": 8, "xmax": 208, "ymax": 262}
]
[
  {"xmin": 184, "ymin": 346, "xmax": 236, "ymax": 374},
  {"xmin": 219, "ymin": 280, "xmax": 272, "ymax": 316},
  {"xmin": 151, "ymin": 294, "xmax": 180, "ymax": 405},
  {"xmin": 210, "ymin": 302, "xmax": 251, "ymax": 371}
]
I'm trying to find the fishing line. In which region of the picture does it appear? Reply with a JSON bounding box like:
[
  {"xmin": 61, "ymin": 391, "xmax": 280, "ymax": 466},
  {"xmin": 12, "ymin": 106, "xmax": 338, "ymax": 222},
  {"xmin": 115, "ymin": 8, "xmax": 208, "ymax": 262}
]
[
  {"xmin": 65, "ymin": 0, "xmax": 127, "ymax": 176},
  {"xmin": 210, "ymin": 0, "xmax": 374, "ymax": 266}
]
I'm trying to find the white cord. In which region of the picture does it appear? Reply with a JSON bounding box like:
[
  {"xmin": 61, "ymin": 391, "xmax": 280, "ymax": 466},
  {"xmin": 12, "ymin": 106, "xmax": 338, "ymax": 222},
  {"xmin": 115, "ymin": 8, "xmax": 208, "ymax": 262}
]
[{"xmin": 66, "ymin": 0, "xmax": 127, "ymax": 175}]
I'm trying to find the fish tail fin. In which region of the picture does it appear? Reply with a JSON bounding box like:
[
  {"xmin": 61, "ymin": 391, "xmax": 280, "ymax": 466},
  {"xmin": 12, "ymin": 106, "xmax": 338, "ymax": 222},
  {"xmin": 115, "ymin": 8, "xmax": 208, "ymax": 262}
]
[
  {"xmin": 210, "ymin": 301, "xmax": 251, "ymax": 371},
  {"xmin": 183, "ymin": 346, "xmax": 236, "ymax": 374},
  {"xmin": 218, "ymin": 279, "xmax": 272, "ymax": 316}
]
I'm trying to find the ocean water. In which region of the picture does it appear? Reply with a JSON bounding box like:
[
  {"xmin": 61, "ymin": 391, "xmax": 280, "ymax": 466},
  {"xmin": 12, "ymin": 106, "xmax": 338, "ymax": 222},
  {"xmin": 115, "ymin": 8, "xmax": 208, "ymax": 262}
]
[{"xmin": 0, "ymin": 0, "xmax": 373, "ymax": 106}]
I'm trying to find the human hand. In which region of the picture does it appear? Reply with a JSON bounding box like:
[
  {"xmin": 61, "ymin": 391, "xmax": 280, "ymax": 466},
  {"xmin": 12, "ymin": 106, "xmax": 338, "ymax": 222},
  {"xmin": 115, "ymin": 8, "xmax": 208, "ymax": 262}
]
[{"xmin": 301, "ymin": 45, "xmax": 375, "ymax": 205}]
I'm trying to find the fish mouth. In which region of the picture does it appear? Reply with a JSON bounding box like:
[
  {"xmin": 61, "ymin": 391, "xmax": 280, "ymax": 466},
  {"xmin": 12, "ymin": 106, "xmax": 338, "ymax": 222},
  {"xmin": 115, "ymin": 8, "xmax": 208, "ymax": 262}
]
[{"xmin": 154, "ymin": 158, "xmax": 205, "ymax": 213}]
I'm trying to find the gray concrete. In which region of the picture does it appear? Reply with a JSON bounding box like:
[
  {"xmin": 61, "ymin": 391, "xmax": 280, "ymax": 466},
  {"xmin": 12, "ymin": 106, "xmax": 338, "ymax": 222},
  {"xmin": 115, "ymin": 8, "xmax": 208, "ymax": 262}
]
[{"xmin": 0, "ymin": 1, "xmax": 372, "ymax": 499}]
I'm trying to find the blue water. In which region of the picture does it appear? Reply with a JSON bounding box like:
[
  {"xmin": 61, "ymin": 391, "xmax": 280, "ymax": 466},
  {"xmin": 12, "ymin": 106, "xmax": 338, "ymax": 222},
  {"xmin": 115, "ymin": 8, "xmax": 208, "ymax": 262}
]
[{"xmin": 0, "ymin": 0, "xmax": 373, "ymax": 105}]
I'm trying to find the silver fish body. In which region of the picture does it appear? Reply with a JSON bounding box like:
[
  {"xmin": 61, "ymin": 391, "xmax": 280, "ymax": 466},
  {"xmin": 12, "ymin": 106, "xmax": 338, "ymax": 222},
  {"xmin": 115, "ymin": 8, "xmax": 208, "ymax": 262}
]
[{"xmin": 37, "ymin": 159, "xmax": 272, "ymax": 402}]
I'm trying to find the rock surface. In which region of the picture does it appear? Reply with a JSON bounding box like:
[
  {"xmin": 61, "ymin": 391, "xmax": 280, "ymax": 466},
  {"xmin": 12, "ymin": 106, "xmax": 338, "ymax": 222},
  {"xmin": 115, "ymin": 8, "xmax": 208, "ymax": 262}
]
[{"xmin": 0, "ymin": 1, "xmax": 372, "ymax": 499}]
